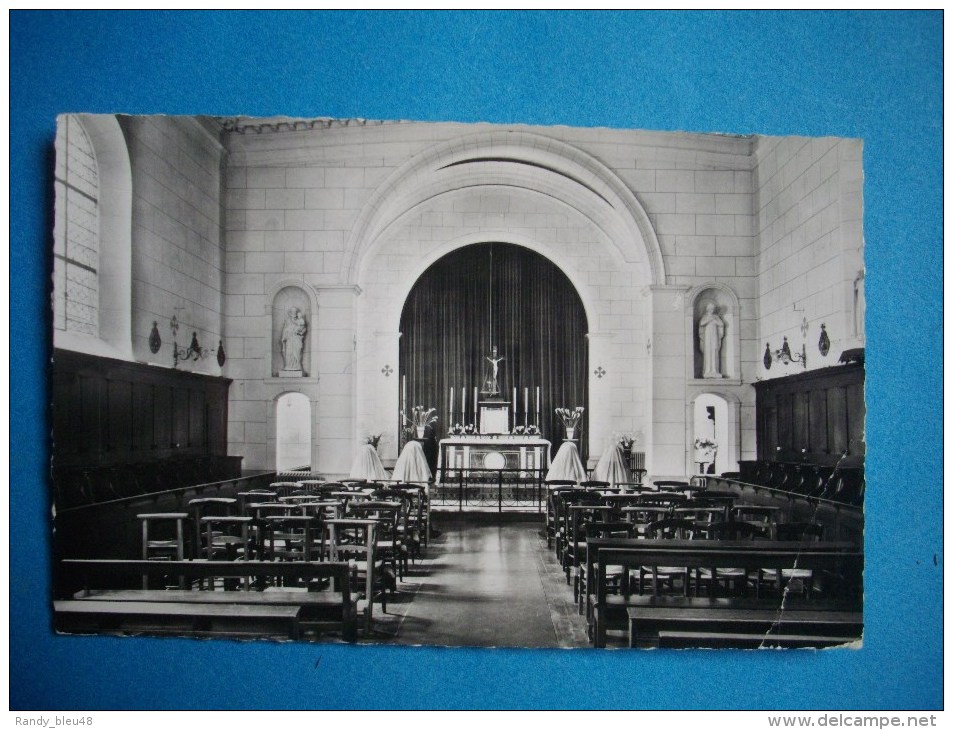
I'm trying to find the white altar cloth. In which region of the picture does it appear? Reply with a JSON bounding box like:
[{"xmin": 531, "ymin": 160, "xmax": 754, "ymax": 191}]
[
  {"xmin": 349, "ymin": 443, "xmax": 389, "ymax": 481},
  {"xmin": 392, "ymin": 440, "xmax": 432, "ymax": 483},
  {"xmin": 545, "ymin": 441, "xmax": 586, "ymax": 483},
  {"xmin": 593, "ymin": 443, "xmax": 630, "ymax": 487}
]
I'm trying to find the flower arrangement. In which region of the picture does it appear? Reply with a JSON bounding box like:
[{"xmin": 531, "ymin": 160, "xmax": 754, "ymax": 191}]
[
  {"xmin": 402, "ymin": 405, "xmax": 438, "ymax": 429},
  {"xmin": 365, "ymin": 433, "xmax": 383, "ymax": 449},
  {"xmin": 617, "ymin": 432, "xmax": 635, "ymax": 450},
  {"xmin": 694, "ymin": 437, "xmax": 718, "ymax": 451},
  {"xmin": 513, "ymin": 424, "xmax": 542, "ymax": 437},
  {"xmin": 555, "ymin": 406, "xmax": 585, "ymax": 430},
  {"xmin": 448, "ymin": 423, "xmax": 476, "ymax": 436}
]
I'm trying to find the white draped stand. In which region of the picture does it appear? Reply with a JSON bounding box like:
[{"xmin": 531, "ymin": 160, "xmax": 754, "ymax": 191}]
[
  {"xmin": 348, "ymin": 443, "xmax": 389, "ymax": 481},
  {"xmin": 545, "ymin": 441, "xmax": 586, "ymax": 483},
  {"xmin": 593, "ymin": 442, "xmax": 630, "ymax": 487},
  {"xmin": 392, "ymin": 440, "xmax": 432, "ymax": 484}
]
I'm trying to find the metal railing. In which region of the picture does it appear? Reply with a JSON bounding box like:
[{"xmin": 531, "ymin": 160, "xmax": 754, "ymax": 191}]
[{"xmin": 433, "ymin": 467, "xmax": 552, "ymax": 512}]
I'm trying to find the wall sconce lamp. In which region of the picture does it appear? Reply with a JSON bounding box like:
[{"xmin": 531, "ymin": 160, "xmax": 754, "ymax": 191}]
[
  {"xmin": 169, "ymin": 315, "xmax": 226, "ymax": 368},
  {"xmin": 764, "ymin": 337, "xmax": 807, "ymax": 369}
]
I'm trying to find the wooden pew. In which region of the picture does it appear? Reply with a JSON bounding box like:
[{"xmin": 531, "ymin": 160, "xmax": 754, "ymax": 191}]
[
  {"xmin": 581, "ymin": 538, "xmax": 857, "ymax": 620},
  {"xmin": 54, "ymin": 600, "xmax": 303, "ymax": 640},
  {"xmin": 658, "ymin": 630, "xmax": 860, "ymax": 649},
  {"xmin": 588, "ymin": 545, "xmax": 863, "ymax": 648},
  {"xmin": 628, "ymin": 606, "xmax": 862, "ymax": 648},
  {"xmin": 60, "ymin": 559, "xmax": 358, "ymax": 641}
]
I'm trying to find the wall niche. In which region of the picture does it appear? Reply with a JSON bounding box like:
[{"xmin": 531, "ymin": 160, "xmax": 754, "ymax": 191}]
[
  {"xmin": 690, "ymin": 285, "xmax": 738, "ymax": 381},
  {"xmin": 271, "ymin": 286, "xmax": 312, "ymax": 378}
]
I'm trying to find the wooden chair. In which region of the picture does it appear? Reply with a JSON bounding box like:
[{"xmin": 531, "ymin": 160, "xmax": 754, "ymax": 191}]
[
  {"xmin": 325, "ymin": 518, "xmax": 384, "ymax": 632},
  {"xmin": 236, "ymin": 490, "xmax": 278, "ymax": 512},
  {"xmin": 269, "ymin": 482, "xmax": 302, "ymax": 499},
  {"xmin": 694, "ymin": 520, "xmax": 761, "ymax": 596},
  {"xmin": 544, "ymin": 482, "xmax": 582, "ymax": 549},
  {"xmin": 638, "ymin": 519, "xmax": 699, "ymax": 595},
  {"xmin": 136, "ymin": 513, "xmax": 188, "ymax": 589},
  {"xmin": 349, "ymin": 501, "xmax": 404, "ymax": 584},
  {"xmin": 731, "ymin": 504, "xmax": 781, "ymax": 539},
  {"xmin": 186, "ymin": 497, "xmax": 237, "ymax": 560},
  {"xmin": 263, "ymin": 515, "xmax": 317, "ymax": 586},
  {"xmin": 199, "ymin": 515, "xmax": 253, "ymax": 590},
  {"xmin": 574, "ymin": 520, "xmax": 637, "ymax": 609},
  {"xmin": 763, "ymin": 522, "xmax": 826, "ymax": 597},
  {"xmin": 555, "ymin": 491, "xmax": 601, "ymax": 564}
]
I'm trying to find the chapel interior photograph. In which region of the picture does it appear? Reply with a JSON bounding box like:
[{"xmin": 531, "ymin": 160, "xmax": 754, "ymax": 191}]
[{"xmin": 50, "ymin": 114, "xmax": 865, "ymax": 649}]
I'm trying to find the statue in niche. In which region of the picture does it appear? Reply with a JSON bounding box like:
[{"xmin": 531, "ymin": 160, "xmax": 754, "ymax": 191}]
[
  {"xmin": 698, "ymin": 302, "xmax": 726, "ymax": 379},
  {"xmin": 279, "ymin": 307, "xmax": 308, "ymax": 375}
]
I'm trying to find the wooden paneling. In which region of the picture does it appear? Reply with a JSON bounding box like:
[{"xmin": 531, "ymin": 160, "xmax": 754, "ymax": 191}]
[
  {"xmin": 52, "ymin": 349, "xmax": 232, "ymax": 469},
  {"xmin": 754, "ymin": 362, "xmax": 865, "ymax": 467}
]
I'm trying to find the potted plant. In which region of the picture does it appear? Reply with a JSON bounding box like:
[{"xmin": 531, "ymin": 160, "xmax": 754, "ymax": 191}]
[
  {"xmin": 402, "ymin": 405, "xmax": 438, "ymax": 439},
  {"xmin": 694, "ymin": 437, "xmax": 718, "ymax": 465},
  {"xmin": 365, "ymin": 433, "xmax": 383, "ymax": 451},
  {"xmin": 555, "ymin": 406, "xmax": 585, "ymax": 440}
]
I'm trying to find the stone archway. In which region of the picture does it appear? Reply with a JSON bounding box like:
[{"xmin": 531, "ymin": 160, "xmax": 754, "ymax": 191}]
[{"xmin": 348, "ymin": 132, "xmax": 661, "ymax": 465}]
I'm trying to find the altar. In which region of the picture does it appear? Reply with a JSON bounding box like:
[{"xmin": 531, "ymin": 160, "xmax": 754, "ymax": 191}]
[{"xmin": 437, "ymin": 435, "xmax": 551, "ymax": 482}]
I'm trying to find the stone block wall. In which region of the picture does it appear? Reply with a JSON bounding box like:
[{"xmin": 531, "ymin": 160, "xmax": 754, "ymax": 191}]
[
  {"xmin": 120, "ymin": 116, "xmax": 226, "ymax": 374},
  {"xmin": 755, "ymin": 136, "xmax": 864, "ymax": 379}
]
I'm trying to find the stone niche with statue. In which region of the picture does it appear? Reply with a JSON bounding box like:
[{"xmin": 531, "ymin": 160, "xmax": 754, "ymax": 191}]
[
  {"xmin": 691, "ymin": 285, "xmax": 738, "ymax": 382},
  {"xmin": 272, "ymin": 286, "xmax": 312, "ymax": 378}
]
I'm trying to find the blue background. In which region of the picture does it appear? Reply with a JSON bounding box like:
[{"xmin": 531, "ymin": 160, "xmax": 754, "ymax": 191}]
[{"xmin": 10, "ymin": 11, "xmax": 943, "ymax": 710}]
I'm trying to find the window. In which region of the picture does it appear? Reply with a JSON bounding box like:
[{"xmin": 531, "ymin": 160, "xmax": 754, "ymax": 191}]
[{"xmin": 53, "ymin": 116, "xmax": 100, "ymax": 337}]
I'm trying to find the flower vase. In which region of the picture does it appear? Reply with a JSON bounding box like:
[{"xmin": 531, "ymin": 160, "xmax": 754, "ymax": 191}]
[
  {"xmin": 566, "ymin": 427, "xmax": 575, "ymax": 440},
  {"xmin": 416, "ymin": 426, "xmax": 426, "ymax": 439}
]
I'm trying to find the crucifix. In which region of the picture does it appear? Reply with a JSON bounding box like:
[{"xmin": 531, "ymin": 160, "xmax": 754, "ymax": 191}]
[{"xmin": 482, "ymin": 345, "xmax": 504, "ymax": 396}]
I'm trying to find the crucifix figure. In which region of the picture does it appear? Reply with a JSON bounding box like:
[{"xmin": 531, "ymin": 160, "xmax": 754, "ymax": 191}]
[{"xmin": 483, "ymin": 346, "xmax": 504, "ymax": 395}]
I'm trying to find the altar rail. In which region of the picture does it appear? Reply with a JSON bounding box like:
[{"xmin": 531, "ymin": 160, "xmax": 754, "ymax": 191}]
[{"xmin": 434, "ymin": 467, "xmax": 553, "ymax": 512}]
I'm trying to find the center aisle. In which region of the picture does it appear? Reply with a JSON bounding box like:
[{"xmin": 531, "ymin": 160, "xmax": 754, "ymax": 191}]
[{"xmin": 394, "ymin": 520, "xmax": 589, "ymax": 648}]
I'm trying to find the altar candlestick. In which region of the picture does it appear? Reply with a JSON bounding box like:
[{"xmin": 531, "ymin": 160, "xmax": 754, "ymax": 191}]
[{"xmin": 524, "ymin": 387, "xmax": 529, "ymax": 427}]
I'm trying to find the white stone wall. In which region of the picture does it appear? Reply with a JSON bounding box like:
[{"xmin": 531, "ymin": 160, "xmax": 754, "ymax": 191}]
[
  {"xmin": 754, "ymin": 136, "xmax": 865, "ymax": 379},
  {"xmin": 121, "ymin": 116, "xmax": 226, "ymax": 374},
  {"xmin": 219, "ymin": 120, "xmax": 860, "ymax": 477}
]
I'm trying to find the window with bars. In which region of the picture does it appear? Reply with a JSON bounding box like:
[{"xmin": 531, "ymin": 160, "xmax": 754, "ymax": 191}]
[{"xmin": 53, "ymin": 115, "xmax": 100, "ymax": 337}]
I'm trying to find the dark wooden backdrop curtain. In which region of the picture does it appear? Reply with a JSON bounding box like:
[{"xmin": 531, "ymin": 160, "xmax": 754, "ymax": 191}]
[{"xmin": 399, "ymin": 243, "xmax": 588, "ymax": 463}]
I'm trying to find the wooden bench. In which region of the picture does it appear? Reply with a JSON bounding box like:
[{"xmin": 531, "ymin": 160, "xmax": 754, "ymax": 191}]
[
  {"xmin": 589, "ymin": 545, "xmax": 863, "ymax": 648},
  {"xmin": 581, "ymin": 538, "xmax": 858, "ymax": 620},
  {"xmin": 627, "ymin": 606, "xmax": 862, "ymax": 647},
  {"xmin": 657, "ymin": 630, "xmax": 860, "ymax": 649},
  {"xmin": 60, "ymin": 559, "xmax": 358, "ymax": 641},
  {"xmin": 54, "ymin": 600, "xmax": 303, "ymax": 640}
]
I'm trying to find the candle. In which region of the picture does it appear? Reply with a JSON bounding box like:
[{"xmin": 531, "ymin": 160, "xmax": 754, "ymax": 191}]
[
  {"xmin": 462, "ymin": 386, "xmax": 467, "ymax": 423},
  {"xmin": 450, "ymin": 386, "xmax": 454, "ymax": 425},
  {"xmin": 402, "ymin": 375, "xmax": 407, "ymax": 436},
  {"xmin": 536, "ymin": 386, "xmax": 540, "ymax": 424},
  {"xmin": 524, "ymin": 387, "xmax": 529, "ymax": 427},
  {"xmin": 513, "ymin": 387, "xmax": 517, "ymax": 426},
  {"xmin": 473, "ymin": 387, "xmax": 478, "ymax": 427}
]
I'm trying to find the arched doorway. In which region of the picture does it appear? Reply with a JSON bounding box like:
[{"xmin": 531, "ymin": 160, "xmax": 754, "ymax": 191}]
[
  {"xmin": 276, "ymin": 392, "xmax": 312, "ymax": 471},
  {"xmin": 399, "ymin": 242, "xmax": 589, "ymax": 465},
  {"xmin": 690, "ymin": 393, "xmax": 739, "ymax": 476}
]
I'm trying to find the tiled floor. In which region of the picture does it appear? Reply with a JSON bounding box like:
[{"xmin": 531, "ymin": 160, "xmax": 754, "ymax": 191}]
[{"xmin": 370, "ymin": 519, "xmax": 590, "ymax": 648}]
